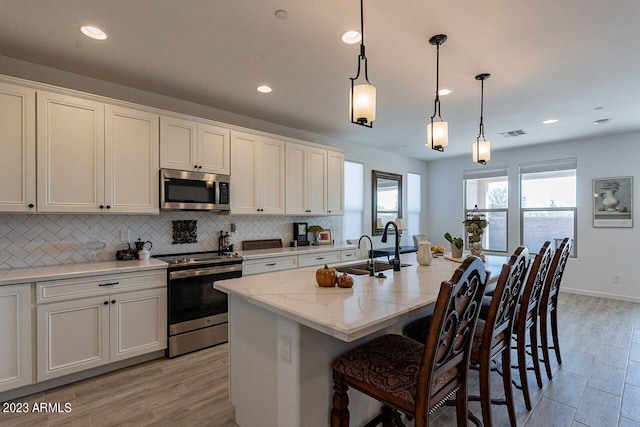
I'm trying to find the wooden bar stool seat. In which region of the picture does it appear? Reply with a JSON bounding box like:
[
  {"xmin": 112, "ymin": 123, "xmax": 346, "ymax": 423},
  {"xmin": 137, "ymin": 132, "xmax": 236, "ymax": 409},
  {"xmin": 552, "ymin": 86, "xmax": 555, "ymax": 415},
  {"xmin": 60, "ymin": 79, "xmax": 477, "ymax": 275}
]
[{"xmin": 331, "ymin": 257, "xmax": 489, "ymax": 427}]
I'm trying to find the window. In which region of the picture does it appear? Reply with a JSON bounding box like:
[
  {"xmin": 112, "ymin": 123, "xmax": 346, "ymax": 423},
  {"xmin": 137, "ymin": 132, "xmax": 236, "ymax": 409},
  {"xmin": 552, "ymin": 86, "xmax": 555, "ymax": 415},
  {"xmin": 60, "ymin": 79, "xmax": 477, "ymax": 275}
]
[
  {"xmin": 464, "ymin": 166, "xmax": 508, "ymax": 252},
  {"xmin": 406, "ymin": 173, "xmax": 421, "ymax": 242},
  {"xmin": 343, "ymin": 161, "xmax": 364, "ymax": 240},
  {"xmin": 520, "ymin": 158, "xmax": 577, "ymax": 256}
]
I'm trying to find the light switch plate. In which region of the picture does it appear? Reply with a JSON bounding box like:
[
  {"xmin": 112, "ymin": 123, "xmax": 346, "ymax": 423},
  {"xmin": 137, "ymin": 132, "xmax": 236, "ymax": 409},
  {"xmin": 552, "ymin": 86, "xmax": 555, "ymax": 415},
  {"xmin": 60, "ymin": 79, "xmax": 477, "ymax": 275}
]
[{"xmin": 120, "ymin": 229, "xmax": 130, "ymax": 242}]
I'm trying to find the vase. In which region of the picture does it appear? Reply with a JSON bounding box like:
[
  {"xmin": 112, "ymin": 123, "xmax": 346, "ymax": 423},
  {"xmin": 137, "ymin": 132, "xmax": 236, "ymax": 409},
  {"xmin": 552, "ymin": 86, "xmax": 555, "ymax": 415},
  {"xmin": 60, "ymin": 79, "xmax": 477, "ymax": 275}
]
[
  {"xmin": 416, "ymin": 241, "xmax": 433, "ymax": 265},
  {"xmin": 311, "ymin": 232, "xmax": 319, "ymax": 245},
  {"xmin": 470, "ymin": 242, "xmax": 485, "ymax": 262},
  {"xmin": 450, "ymin": 243, "xmax": 463, "ymax": 259},
  {"xmin": 601, "ymin": 188, "xmax": 620, "ymax": 212}
]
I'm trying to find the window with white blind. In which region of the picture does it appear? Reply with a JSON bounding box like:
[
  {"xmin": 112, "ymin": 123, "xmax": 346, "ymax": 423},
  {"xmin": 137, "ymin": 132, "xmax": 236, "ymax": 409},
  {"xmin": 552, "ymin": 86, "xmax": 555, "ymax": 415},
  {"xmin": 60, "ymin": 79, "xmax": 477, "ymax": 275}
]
[
  {"xmin": 406, "ymin": 173, "xmax": 421, "ymax": 244},
  {"xmin": 464, "ymin": 166, "xmax": 508, "ymax": 252},
  {"xmin": 343, "ymin": 161, "xmax": 364, "ymax": 240},
  {"xmin": 520, "ymin": 158, "xmax": 577, "ymax": 256}
]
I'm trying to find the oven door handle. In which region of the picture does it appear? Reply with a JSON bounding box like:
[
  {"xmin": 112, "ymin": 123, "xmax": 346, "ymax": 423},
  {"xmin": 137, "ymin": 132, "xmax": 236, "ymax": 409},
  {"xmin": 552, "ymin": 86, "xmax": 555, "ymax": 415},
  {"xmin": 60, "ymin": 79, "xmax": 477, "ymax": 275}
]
[{"xmin": 169, "ymin": 264, "xmax": 243, "ymax": 280}]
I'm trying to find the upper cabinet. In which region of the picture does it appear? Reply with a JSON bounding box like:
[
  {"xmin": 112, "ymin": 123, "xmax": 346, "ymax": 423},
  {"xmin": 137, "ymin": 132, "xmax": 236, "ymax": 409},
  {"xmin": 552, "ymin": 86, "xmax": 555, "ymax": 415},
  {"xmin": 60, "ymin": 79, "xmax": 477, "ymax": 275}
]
[
  {"xmin": 0, "ymin": 82, "xmax": 36, "ymax": 212},
  {"xmin": 37, "ymin": 91, "xmax": 159, "ymax": 214},
  {"xmin": 160, "ymin": 116, "xmax": 230, "ymax": 175},
  {"xmin": 327, "ymin": 150, "xmax": 344, "ymax": 215},
  {"xmin": 285, "ymin": 143, "xmax": 328, "ymax": 215},
  {"xmin": 230, "ymin": 131, "xmax": 285, "ymax": 215}
]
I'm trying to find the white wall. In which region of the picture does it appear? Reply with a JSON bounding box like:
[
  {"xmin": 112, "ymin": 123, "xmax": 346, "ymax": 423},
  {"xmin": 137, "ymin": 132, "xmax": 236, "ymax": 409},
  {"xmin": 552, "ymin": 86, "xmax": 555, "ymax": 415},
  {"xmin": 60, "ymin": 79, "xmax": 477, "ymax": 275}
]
[{"xmin": 426, "ymin": 132, "xmax": 640, "ymax": 302}]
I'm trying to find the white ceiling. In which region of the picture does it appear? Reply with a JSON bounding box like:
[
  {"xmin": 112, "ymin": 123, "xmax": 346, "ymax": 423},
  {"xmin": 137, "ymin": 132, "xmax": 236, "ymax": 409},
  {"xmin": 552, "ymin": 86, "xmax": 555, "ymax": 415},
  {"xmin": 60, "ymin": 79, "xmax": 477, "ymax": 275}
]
[{"xmin": 2, "ymin": 0, "xmax": 640, "ymax": 161}]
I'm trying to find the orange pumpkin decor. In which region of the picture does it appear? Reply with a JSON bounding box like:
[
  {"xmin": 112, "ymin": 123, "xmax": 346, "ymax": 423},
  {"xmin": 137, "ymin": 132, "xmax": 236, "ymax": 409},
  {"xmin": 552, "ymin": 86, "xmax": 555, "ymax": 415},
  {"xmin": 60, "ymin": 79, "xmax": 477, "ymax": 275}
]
[
  {"xmin": 316, "ymin": 264, "xmax": 337, "ymax": 287},
  {"xmin": 336, "ymin": 272, "xmax": 354, "ymax": 288}
]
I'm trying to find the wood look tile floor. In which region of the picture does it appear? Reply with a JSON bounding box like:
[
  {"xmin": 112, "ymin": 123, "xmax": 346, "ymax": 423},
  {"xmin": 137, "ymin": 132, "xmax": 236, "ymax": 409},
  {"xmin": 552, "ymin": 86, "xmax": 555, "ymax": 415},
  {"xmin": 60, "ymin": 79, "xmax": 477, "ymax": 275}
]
[{"xmin": 1, "ymin": 293, "xmax": 638, "ymax": 427}]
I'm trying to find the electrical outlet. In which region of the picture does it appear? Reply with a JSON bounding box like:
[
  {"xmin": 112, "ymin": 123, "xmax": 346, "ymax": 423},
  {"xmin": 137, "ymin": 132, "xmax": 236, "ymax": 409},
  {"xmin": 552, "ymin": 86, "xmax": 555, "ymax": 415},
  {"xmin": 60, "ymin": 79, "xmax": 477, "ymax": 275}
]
[
  {"xmin": 279, "ymin": 333, "xmax": 292, "ymax": 364},
  {"xmin": 120, "ymin": 229, "xmax": 130, "ymax": 242},
  {"xmin": 612, "ymin": 275, "xmax": 621, "ymax": 285}
]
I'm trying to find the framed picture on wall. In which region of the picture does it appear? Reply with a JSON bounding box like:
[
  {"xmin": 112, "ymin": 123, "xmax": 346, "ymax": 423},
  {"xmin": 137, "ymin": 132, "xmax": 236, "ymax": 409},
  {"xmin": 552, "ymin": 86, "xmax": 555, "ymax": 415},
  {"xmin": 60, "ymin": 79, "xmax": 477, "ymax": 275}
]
[{"xmin": 593, "ymin": 176, "xmax": 633, "ymax": 228}]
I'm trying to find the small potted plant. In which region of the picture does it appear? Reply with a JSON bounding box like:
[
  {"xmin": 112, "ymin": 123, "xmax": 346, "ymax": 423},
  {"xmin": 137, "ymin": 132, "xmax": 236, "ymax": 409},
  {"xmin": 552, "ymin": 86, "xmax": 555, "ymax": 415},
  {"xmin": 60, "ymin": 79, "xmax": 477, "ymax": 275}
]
[
  {"xmin": 444, "ymin": 233, "xmax": 464, "ymax": 258},
  {"xmin": 308, "ymin": 225, "xmax": 324, "ymax": 245}
]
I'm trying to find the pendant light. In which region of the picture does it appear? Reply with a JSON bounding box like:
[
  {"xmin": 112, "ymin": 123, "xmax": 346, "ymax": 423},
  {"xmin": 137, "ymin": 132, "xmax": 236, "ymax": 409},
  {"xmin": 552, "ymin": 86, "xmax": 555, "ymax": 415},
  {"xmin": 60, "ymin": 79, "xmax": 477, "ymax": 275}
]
[
  {"xmin": 349, "ymin": 0, "xmax": 376, "ymax": 127},
  {"xmin": 427, "ymin": 34, "xmax": 448, "ymax": 151},
  {"xmin": 472, "ymin": 73, "xmax": 491, "ymax": 164}
]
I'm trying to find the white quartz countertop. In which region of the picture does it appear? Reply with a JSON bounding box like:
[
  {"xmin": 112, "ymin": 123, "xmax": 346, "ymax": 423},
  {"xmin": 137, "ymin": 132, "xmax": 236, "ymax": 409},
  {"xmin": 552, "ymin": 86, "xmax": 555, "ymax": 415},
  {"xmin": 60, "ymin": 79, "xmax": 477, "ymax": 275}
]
[
  {"xmin": 0, "ymin": 259, "xmax": 168, "ymax": 286},
  {"xmin": 215, "ymin": 253, "xmax": 505, "ymax": 342},
  {"xmin": 236, "ymin": 244, "xmax": 357, "ymax": 260}
]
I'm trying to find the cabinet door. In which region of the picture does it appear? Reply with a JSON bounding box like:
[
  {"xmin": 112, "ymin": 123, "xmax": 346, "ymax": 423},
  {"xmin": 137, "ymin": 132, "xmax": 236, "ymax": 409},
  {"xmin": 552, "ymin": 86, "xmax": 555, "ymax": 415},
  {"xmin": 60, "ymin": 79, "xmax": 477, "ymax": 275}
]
[
  {"xmin": 198, "ymin": 123, "xmax": 230, "ymax": 174},
  {"xmin": 37, "ymin": 296, "xmax": 110, "ymax": 381},
  {"xmin": 307, "ymin": 147, "xmax": 328, "ymax": 215},
  {"xmin": 37, "ymin": 91, "xmax": 105, "ymax": 212},
  {"xmin": 327, "ymin": 151, "xmax": 344, "ymax": 215},
  {"xmin": 160, "ymin": 115, "xmax": 197, "ymax": 171},
  {"xmin": 0, "ymin": 83, "xmax": 36, "ymax": 213},
  {"xmin": 285, "ymin": 142, "xmax": 308, "ymax": 215},
  {"xmin": 105, "ymin": 105, "xmax": 159, "ymax": 214},
  {"xmin": 231, "ymin": 131, "xmax": 260, "ymax": 214},
  {"xmin": 110, "ymin": 288, "xmax": 167, "ymax": 362},
  {"xmin": 0, "ymin": 284, "xmax": 33, "ymax": 393},
  {"xmin": 260, "ymin": 138, "xmax": 285, "ymax": 214}
]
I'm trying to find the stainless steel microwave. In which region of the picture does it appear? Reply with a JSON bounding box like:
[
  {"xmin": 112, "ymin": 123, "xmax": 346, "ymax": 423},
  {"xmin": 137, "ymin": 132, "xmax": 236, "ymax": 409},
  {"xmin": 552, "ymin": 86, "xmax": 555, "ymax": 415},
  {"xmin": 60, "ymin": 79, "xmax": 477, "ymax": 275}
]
[{"xmin": 160, "ymin": 169, "xmax": 230, "ymax": 212}]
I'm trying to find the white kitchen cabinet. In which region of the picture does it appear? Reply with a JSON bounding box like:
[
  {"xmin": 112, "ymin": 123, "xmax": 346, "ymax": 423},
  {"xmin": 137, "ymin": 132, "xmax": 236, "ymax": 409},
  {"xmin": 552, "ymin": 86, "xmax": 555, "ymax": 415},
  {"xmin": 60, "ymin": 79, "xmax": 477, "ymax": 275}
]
[
  {"xmin": 340, "ymin": 249, "xmax": 358, "ymax": 261},
  {"xmin": 160, "ymin": 116, "xmax": 230, "ymax": 175},
  {"xmin": 0, "ymin": 82, "xmax": 36, "ymax": 213},
  {"xmin": 0, "ymin": 284, "xmax": 33, "ymax": 393},
  {"xmin": 231, "ymin": 131, "xmax": 285, "ymax": 214},
  {"xmin": 242, "ymin": 255, "xmax": 298, "ymax": 276},
  {"xmin": 37, "ymin": 90, "xmax": 105, "ymax": 213},
  {"xmin": 105, "ymin": 105, "xmax": 159, "ymax": 214},
  {"xmin": 36, "ymin": 271, "xmax": 166, "ymax": 381},
  {"xmin": 285, "ymin": 142, "xmax": 327, "ymax": 215},
  {"xmin": 37, "ymin": 91, "xmax": 160, "ymax": 214},
  {"xmin": 327, "ymin": 150, "xmax": 344, "ymax": 215},
  {"xmin": 297, "ymin": 251, "xmax": 341, "ymax": 268}
]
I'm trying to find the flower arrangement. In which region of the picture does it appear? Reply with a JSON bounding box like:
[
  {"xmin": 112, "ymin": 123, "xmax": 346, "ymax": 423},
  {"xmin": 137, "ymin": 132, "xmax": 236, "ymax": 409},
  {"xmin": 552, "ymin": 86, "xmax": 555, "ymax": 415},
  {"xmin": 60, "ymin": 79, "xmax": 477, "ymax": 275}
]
[{"xmin": 308, "ymin": 225, "xmax": 324, "ymax": 233}]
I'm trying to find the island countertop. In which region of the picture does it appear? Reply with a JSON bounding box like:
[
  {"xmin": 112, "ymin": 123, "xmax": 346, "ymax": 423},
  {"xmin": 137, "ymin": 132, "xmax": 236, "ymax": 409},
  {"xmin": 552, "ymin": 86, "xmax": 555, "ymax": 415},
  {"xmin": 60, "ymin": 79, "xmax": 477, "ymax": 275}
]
[{"xmin": 215, "ymin": 253, "xmax": 505, "ymax": 342}]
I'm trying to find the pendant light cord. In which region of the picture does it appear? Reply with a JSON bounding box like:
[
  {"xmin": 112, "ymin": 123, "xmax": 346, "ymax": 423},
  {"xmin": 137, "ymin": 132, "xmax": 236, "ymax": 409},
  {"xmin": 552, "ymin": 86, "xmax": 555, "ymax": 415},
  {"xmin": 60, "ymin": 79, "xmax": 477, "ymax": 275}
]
[
  {"xmin": 478, "ymin": 78, "xmax": 485, "ymax": 140},
  {"xmin": 431, "ymin": 41, "xmax": 442, "ymax": 121}
]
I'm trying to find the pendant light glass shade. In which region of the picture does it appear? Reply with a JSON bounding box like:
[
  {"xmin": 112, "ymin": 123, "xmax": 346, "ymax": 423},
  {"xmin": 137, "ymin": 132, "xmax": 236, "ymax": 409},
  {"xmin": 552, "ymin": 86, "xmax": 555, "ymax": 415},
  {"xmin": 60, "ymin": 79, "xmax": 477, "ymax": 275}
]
[
  {"xmin": 351, "ymin": 83, "xmax": 376, "ymax": 124},
  {"xmin": 349, "ymin": 0, "xmax": 375, "ymax": 128},
  {"xmin": 472, "ymin": 73, "xmax": 491, "ymax": 164},
  {"xmin": 427, "ymin": 120, "xmax": 449, "ymax": 150},
  {"xmin": 426, "ymin": 34, "xmax": 449, "ymax": 152},
  {"xmin": 472, "ymin": 139, "xmax": 490, "ymax": 163}
]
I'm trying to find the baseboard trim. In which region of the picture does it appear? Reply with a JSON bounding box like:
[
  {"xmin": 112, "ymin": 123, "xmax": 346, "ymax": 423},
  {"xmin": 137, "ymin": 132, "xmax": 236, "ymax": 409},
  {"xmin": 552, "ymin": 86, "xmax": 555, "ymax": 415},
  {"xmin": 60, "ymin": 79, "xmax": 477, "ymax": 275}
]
[{"xmin": 561, "ymin": 288, "xmax": 640, "ymax": 304}]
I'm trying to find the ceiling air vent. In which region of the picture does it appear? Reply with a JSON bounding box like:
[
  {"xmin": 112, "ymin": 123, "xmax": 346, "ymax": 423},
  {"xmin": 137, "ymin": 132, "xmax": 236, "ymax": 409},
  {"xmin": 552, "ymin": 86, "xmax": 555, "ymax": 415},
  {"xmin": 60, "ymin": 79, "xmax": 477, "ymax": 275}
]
[{"xmin": 499, "ymin": 129, "xmax": 527, "ymax": 138}]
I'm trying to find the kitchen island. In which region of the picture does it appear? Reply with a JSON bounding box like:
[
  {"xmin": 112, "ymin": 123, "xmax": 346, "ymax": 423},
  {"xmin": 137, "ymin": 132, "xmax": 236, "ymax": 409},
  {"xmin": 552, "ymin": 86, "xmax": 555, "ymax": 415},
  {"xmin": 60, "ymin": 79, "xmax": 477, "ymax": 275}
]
[{"xmin": 214, "ymin": 253, "xmax": 505, "ymax": 427}]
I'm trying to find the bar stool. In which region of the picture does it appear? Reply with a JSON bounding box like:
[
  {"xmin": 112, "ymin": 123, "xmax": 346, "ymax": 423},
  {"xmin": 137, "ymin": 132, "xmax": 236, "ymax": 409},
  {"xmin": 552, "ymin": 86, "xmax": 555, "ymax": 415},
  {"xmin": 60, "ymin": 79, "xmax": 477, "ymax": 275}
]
[
  {"xmin": 330, "ymin": 257, "xmax": 488, "ymax": 427},
  {"xmin": 511, "ymin": 241, "xmax": 553, "ymax": 410},
  {"xmin": 538, "ymin": 237, "xmax": 572, "ymax": 380}
]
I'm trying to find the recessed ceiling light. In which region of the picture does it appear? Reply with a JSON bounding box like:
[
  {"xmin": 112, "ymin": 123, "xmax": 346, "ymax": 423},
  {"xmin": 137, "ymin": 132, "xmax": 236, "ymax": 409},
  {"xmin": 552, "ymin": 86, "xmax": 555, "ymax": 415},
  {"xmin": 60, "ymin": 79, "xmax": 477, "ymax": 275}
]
[
  {"xmin": 274, "ymin": 10, "xmax": 288, "ymax": 19},
  {"xmin": 438, "ymin": 88, "xmax": 453, "ymax": 96},
  {"xmin": 542, "ymin": 119, "xmax": 558, "ymax": 124},
  {"xmin": 257, "ymin": 85, "xmax": 272, "ymax": 93},
  {"xmin": 341, "ymin": 31, "xmax": 361, "ymax": 44},
  {"xmin": 594, "ymin": 118, "xmax": 610, "ymax": 125},
  {"xmin": 80, "ymin": 25, "xmax": 107, "ymax": 40}
]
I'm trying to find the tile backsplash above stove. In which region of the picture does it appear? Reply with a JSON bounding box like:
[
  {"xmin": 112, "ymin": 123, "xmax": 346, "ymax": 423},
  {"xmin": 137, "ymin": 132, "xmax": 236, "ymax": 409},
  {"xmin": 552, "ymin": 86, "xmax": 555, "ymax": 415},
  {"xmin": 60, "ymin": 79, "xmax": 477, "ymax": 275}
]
[{"xmin": 0, "ymin": 213, "xmax": 339, "ymax": 269}]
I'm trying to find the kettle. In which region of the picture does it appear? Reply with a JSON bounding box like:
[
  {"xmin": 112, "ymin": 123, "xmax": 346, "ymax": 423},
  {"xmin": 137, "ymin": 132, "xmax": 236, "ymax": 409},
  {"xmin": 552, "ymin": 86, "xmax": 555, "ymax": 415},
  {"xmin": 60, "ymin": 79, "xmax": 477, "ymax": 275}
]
[{"xmin": 134, "ymin": 238, "xmax": 153, "ymax": 251}]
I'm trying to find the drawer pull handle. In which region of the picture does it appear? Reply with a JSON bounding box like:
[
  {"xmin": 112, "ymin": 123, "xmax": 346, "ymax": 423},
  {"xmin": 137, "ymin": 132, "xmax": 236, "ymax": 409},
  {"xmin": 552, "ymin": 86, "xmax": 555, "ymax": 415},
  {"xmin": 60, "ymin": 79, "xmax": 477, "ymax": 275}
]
[
  {"xmin": 99, "ymin": 282, "xmax": 119, "ymax": 287},
  {"xmin": 266, "ymin": 262, "xmax": 277, "ymax": 266},
  {"xmin": 344, "ymin": 254, "xmax": 353, "ymax": 257},
  {"xmin": 316, "ymin": 257, "xmax": 325, "ymax": 260}
]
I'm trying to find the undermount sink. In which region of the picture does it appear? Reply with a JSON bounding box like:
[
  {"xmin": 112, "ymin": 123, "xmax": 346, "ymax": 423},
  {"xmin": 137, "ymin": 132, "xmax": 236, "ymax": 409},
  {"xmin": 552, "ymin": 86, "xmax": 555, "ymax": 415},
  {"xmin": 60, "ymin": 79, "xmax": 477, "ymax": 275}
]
[{"xmin": 335, "ymin": 261, "xmax": 411, "ymax": 275}]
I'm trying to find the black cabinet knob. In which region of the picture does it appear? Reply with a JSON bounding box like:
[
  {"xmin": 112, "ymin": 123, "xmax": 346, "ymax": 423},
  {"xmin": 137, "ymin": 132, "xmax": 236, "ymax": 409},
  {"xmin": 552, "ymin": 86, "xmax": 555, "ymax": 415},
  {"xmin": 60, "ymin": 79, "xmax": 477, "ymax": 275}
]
[
  {"xmin": 194, "ymin": 165, "xmax": 198, "ymax": 169},
  {"xmin": 198, "ymin": 165, "xmax": 202, "ymax": 169},
  {"xmin": 111, "ymin": 299, "xmax": 116, "ymax": 304},
  {"xmin": 104, "ymin": 301, "xmax": 108, "ymax": 305},
  {"xmin": 99, "ymin": 205, "xmax": 104, "ymax": 209},
  {"xmin": 28, "ymin": 203, "xmax": 34, "ymax": 208},
  {"xmin": 106, "ymin": 205, "xmax": 111, "ymax": 209}
]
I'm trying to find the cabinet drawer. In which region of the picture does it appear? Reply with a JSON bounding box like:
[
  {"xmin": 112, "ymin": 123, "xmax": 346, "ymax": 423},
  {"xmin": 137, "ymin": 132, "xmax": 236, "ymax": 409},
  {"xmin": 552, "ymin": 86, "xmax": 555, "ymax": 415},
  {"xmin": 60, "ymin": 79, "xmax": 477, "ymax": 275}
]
[
  {"xmin": 340, "ymin": 250, "xmax": 358, "ymax": 261},
  {"xmin": 36, "ymin": 270, "xmax": 166, "ymax": 304},
  {"xmin": 298, "ymin": 251, "xmax": 341, "ymax": 268},
  {"xmin": 243, "ymin": 256, "xmax": 297, "ymax": 276}
]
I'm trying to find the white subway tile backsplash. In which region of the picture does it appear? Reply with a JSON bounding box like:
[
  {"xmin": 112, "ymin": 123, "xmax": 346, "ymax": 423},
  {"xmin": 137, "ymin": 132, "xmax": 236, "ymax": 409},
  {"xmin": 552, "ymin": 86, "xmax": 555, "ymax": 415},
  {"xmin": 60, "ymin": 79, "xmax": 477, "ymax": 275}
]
[{"xmin": 0, "ymin": 213, "xmax": 341, "ymax": 269}]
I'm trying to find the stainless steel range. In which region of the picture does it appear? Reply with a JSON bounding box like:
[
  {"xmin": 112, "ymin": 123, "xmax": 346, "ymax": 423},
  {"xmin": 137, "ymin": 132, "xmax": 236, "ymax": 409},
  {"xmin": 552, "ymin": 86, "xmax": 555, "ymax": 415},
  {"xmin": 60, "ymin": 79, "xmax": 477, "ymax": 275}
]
[{"xmin": 155, "ymin": 251, "xmax": 243, "ymax": 358}]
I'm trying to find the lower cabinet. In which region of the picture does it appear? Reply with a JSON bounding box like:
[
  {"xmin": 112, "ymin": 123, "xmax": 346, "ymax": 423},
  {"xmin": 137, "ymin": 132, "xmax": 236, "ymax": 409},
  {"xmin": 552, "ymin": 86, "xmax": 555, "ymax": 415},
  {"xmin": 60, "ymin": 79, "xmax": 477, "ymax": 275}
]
[
  {"xmin": 242, "ymin": 248, "xmax": 360, "ymax": 276},
  {"xmin": 0, "ymin": 284, "xmax": 33, "ymax": 393},
  {"xmin": 36, "ymin": 272, "xmax": 166, "ymax": 382}
]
